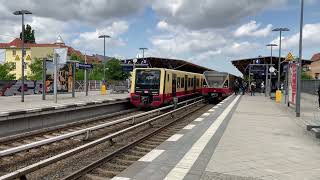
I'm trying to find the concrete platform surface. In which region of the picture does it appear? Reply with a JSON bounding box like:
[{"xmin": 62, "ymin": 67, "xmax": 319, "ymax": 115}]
[
  {"xmin": 0, "ymin": 91, "xmax": 129, "ymax": 114},
  {"xmin": 113, "ymin": 95, "xmax": 320, "ymax": 180}
]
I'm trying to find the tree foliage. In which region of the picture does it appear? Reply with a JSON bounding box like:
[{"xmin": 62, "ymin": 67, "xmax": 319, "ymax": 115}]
[
  {"xmin": 301, "ymin": 71, "xmax": 313, "ymax": 80},
  {"xmin": 105, "ymin": 58, "xmax": 129, "ymax": 82},
  {"xmin": 20, "ymin": 24, "xmax": 36, "ymax": 43},
  {"xmin": 27, "ymin": 58, "xmax": 43, "ymax": 80},
  {"xmin": 0, "ymin": 62, "xmax": 15, "ymax": 80}
]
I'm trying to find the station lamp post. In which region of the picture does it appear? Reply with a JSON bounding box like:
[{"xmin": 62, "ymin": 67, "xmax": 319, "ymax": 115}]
[
  {"xmin": 13, "ymin": 10, "xmax": 32, "ymax": 102},
  {"xmin": 139, "ymin": 48, "xmax": 148, "ymax": 62},
  {"xmin": 266, "ymin": 44, "xmax": 278, "ymax": 96},
  {"xmin": 98, "ymin": 35, "xmax": 111, "ymax": 80},
  {"xmin": 272, "ymin": 27, "xmax": 290, "ymax": 90},
  {"xmin": 296, "ymin": 0, "xmax": 304, "ymax": 117}
]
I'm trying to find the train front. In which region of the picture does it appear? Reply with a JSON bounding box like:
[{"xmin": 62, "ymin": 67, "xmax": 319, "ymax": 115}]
[{"xmin": 130, "ymin": 68, "xmax": 163, "ymax": 108}]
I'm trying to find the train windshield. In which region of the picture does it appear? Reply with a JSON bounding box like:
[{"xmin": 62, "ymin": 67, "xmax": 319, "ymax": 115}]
[{"xmin": 135, "ymin": 70, "xmax": 161, "ymax": 90}]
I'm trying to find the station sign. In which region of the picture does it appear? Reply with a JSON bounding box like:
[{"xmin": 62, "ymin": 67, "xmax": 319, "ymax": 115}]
[{"xmin": 76, "ymin": 63, "xmax": 93, "ymax": 69}]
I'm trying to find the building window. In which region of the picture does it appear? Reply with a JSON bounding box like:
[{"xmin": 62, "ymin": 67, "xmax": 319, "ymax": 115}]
[
  {"xmin": 12, "ymin": 50, "xmax": 16, "ymax": 56},
  {"xmin": 13, "ymin": 62, "xmax": 16, "ymax": 69}
]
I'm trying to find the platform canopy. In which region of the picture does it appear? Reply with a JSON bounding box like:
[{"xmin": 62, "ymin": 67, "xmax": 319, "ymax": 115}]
[
  {"xmin": 232, "ymin": 56, "xmax": 311, "ymax": 75},
  {"xmin": 122, "ymin": 57, "xmax": 211, "ymax": 74}
]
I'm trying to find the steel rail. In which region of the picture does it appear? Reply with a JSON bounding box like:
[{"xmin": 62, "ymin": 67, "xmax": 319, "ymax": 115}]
[
  {"xmin": 0, "ymin": 97, "xmax": 202, "ymax": 157},
  {"xmin": 63, "ymin": 100, "xmax": 204, "ymax": 180},
  {"xmin": 0, "ymin": 98, "xmax": 204, "ymax": 180}
]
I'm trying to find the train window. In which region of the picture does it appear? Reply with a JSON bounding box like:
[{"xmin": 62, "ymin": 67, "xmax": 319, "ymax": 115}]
[
  {"xmin": 177, "ymin": 77, "xmax": 181, "ymax": 88},
  {"xmin": 196, "ymin": 79, "xmax": 199, "ymax": 87},
  {"xmin": 181, "ymin": 78, "xmax": 184, "ymax": 88},
  {"xmin": 167, "ymin": 74, "xmax": 169, "ymax": 82},
  {"xmin": 191, "ymin": 78, "xmax": 193, "ymax": 87},
  {"xmin": 188, "ymin": 78, "xmax": 191, "ymax": 87}
]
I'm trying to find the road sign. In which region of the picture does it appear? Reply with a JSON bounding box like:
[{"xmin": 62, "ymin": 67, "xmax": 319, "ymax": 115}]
[
  {"xmin": 26, "ymin": 54, "xmax": 31, "ymax": 61},
  {"xmin": 285, "ymin": 52, "xmax": 295, "ymax": 61},
  {"xmin": 76, "ymin": 63, "xmax": 93, "ymax": 69},
  {"xmin": 15, "ymin": 55, "xmax": 20, "ymax": 61},
  {"xmin": 269, "ymin": 66, "xmax": 276, "ymax": 73}
]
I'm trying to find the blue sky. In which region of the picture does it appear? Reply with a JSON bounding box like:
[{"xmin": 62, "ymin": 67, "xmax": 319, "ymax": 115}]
[{"xmin": 0, "ymin": 0, "xmax": 319, "ymax": 76}]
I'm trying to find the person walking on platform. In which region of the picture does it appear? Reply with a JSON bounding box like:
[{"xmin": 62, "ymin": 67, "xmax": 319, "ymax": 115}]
[
  {"xmin": 317, "ymin": 85, "xmax": 320, "ymax": 109},
  {"xmin": 234, "ymin": 80, "xmax": 239, "ymax": 95},
  {"xmin": 250, "ymin": 81, "xmax": 256, "ymax": 96}
]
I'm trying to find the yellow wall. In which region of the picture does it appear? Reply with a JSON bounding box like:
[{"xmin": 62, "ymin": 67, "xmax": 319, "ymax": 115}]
[{"xmin": 4, "ymin": 46, "xmax": 55, "ymax": 79}]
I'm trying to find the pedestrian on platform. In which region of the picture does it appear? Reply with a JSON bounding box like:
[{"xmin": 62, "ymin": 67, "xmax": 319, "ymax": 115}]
[
  {"xmin": 234, "ymin": 80, "xmax": 239, "ymax": 95},
  {"xmin": 260, "ymin": 81, "xmax": 265, "ymax": 93},
  {"xmin": 250, "ymin": 81, "xmax": 256, "ymax": 96},
  {"xmin": 317, "ymin": 85, "xmax": 320, "ymax": 109}
]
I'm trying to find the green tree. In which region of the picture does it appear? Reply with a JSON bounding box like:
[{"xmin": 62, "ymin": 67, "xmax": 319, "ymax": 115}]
[
  {"xmin": 105, "ymin": 58, "xmax": 129, "ymax": 82},
  {"xmin": 0, "ymin": 62, "xmax": 15, "ymax": 80},
  {"xmin": 27, "ymin": 58, "xmax": 43, "ymax": 80},
  {"xmin": 20, "ymin": 24, "xmax": 36, "ymax": 43},
  {"xmin": 301, "ymin": 71, "xmax": 313, "ymax": 80}
]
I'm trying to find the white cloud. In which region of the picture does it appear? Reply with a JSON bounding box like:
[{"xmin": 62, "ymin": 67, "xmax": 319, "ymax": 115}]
[
  {"xmin": 0, "ymin": 0, "xmax": 147, "ymax": 23},
  {"xmin": 72, "ymin": 21, "xmax": 129, "ymax": 52},
  {"xmin": 152, "ymin": 0, "xmax": 287, "ymax": 29},
  {"xmin": 234, "ymin": 21, "xmax": 272, "ymax": 37},
  {"xmin": 270, "ymin": 23, "xmax": 320, "ymax": 50}
]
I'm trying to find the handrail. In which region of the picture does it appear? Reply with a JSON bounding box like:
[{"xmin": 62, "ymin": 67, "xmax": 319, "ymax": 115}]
[
  {"xmin": 0, "ymin": 98, "xmax": 203, "ymax": 180},
  {"xmin": 0, "ymin": 96, "xmax": 202, "ymax": 157}
]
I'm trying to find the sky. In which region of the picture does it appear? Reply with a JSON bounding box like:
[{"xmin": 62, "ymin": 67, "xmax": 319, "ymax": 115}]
[{"xmin": 0, "ymin": 0, "xmax": 319, "ymax": 76}]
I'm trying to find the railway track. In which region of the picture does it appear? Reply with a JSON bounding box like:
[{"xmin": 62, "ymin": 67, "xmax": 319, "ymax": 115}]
[
  {"xmin": 0, "ymin": 97, "xmax": 203, "ymax": 179},
  {"xmin": 65, "ymin": 102, "xmax": 211, "ymax": 180}
]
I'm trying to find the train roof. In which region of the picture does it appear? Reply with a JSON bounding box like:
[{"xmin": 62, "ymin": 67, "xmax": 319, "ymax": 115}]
[
  {"xmin": 134, "ymin": 68, "xmax": 203, "ymax": 75},
  {"xmin": 122, "ymin": 57, "xmax": 211, "ymax": 74}
]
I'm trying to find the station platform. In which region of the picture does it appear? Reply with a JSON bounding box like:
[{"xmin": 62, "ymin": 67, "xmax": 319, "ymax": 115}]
[
  {"xmin": 0, "ymin": 92, "xmax": 130, "ymax": 137},
  {"xmin": 113, "ymin": 94, "xmax": 320, "ymax": 180},
  {"xmin": 0, "ymin": 91, "xmax": 129, "ymax": 115}
]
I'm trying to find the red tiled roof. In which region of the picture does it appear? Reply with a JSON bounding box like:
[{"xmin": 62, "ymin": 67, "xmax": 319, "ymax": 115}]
[
  {"xmin": 0, "ymin": 38, "xmax": 103, "ymax": 64},
  {"xmin": 311, "ymin": 53, "xmax": 320, "ymax": 62},
  {"xmin": 0, "ymin": 38, "xmax": 59, "ymax": 48}
]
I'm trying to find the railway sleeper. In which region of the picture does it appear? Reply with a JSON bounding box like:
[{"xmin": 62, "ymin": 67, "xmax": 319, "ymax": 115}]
[
  {"xmin": 103, "ymin": 162, "xmax": 128, "ymax": 170},
  {"xmin": 137, "ymin": 143, "xmax": 157, "ymax": 149},
  {"xmin": 127, "ymin": 150, "xmax": 146, "ymax": 156},
  {"xmin": 112, "ymin": 158, "xmax": 134, "ymax": 166},
  {"xmin": 143, "ymin": 139, "xmax": 163, "ymax": 144},
  {"xmin": 85, "ymin": 174, "xmax": 111, "ymax": 180},
  {"xmin": 134, "ymin": 146, "xmax": 152, "ymax": 152},
  {"xmin": 121, "ymin": 154, "xmax": 141, "ymax": 161},
  {"xmin": 95, "ymin": 168, "xmax": 119, "ymax": 178}
]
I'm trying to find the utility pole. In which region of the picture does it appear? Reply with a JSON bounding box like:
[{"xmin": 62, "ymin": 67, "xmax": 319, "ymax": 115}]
[
  {"xmin": 98, "ymin": 35, "xmax": 111, "ymax": 81},
  {"xmin": 272, "ymin": 28, "xmax": 290, "ymax": 90},
  {"xmin": 13, "ymin": 10, "xmax": 32, "ymax": 102},
  {"xmin": 296, "ymin": 0, "xmax": 304, "ymax": 117},
  {"xmin": 139, "ymin": 48, "xmax": 148, "ymax": 62},
  {"xmin": 266, "ymin": 44, "xmax": 278, "ymax": 96}
]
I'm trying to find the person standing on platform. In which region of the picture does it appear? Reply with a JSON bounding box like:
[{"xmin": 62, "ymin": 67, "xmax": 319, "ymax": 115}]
[
  {"xmin": 317, "ymin": 85, "xmax": 320, "ymax": 109},
  {"xmin": 260, "ymin": 81, "xmax": 265, "ymax": 93},
  {"xmin": 234, "ymin": 80, "xmax": 239, "ymax": 95},
  {"xmin": 250, "ymin": 81, "xmax": 256, "ymax": 96}
]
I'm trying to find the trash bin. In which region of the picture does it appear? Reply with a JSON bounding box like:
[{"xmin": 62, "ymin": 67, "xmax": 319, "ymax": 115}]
[
  {"xmin": 101, "ymin": 84, "xmax": 106, "ymax": 95},
  {"xmin": 275, "ymin": 90, "xmax": 282, "ymax": 103}
]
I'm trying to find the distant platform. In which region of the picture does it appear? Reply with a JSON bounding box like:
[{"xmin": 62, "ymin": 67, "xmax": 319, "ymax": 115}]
[
  {"xmin": 113, "ymin": 95, "xmax": 320, "ymax": 180},
  {"xmin": 0, "ymin": 91, "xmax": 129, "ymax": 115}
]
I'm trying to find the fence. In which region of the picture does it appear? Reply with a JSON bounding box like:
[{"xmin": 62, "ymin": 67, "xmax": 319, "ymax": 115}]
[
  {"xmin": 0, "ymin": 80, "xmax": 130, "ymax": 96},
  {"xmin": 301, "ymin": 80, "xmax": 320, "ymax": 95}
]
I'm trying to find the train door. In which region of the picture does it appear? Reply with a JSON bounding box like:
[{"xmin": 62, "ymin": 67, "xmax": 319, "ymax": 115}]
[
  {"xmin": 172, "ymin": 74, "xmax": 176, "ymax": 97},
  {"xmin": 184, "ymin": 75, "xmax": 188, "ymax": 92}
]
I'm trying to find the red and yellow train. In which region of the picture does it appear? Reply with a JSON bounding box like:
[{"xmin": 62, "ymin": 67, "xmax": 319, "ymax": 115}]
[{"xmin": 130, "ymin": 68, "xmax": 237, "ymax": 108}]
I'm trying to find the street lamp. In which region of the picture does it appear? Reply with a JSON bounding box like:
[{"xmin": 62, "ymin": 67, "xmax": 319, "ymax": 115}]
[
  {"xmin": 13, "ymin": 10, "xmax": 32, "ymax": 102},
  {"xmin": 272, "ymin": 27, "xmax": 290, "ymax": 90},
  {"xmin": 139, "ymin": 48, "xmax": 148, "ymax": 62},
  {"xmin": 296, "ymin": 0, "xmax": 304, "ymax": 117},
  {"xmin": 266, "ymin": 44, "xmax": 278, "ymax": 96},
  {"xmin": 98, "ymin": 35, "xmax": 111, "ymax": 80}
]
